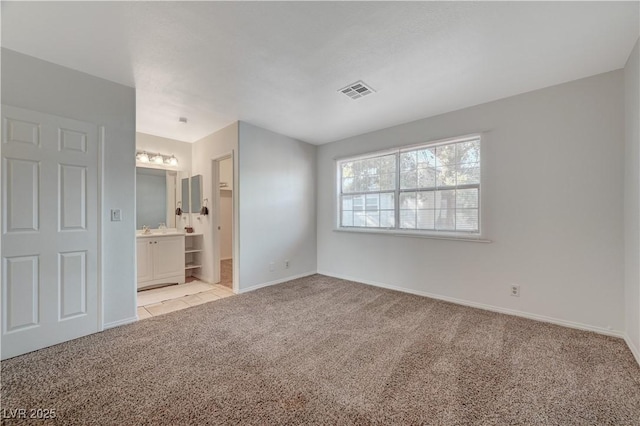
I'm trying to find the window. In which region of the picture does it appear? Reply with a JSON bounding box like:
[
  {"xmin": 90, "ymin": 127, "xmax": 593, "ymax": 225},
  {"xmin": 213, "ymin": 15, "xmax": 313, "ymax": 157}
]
[{"xmin": 337, "ymin": 135, "xmax": 481, "ymax": 236}]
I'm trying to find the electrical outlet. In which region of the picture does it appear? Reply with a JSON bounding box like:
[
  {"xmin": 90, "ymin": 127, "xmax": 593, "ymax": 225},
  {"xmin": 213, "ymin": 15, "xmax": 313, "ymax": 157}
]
[
  {"xmin": 284, "ymin": 260, "xmax": 290, "ymax": 269},
  {"xmin": 110, "ymin": 209, "xmax": 122, "ymax": 222},
  {"xmin": 510, "ymin": 284, "xmax": 520, "ymax": 297},
  {"xmin": 269, "ymin": 262, "xmax": 275, "ymax": 272}
]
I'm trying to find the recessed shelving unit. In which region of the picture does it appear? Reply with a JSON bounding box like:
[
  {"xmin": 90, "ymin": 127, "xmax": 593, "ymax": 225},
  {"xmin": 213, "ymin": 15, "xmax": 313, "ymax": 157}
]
[{"xmin": 184, "ymin": 233, "xmax": 203, "ymax": 278}]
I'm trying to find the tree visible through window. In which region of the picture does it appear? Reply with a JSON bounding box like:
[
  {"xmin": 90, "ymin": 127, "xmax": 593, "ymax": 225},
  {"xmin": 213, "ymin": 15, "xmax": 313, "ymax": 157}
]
[{"xmin": 338, "ymin": 136, "xmax": 481, "ymax": 235}]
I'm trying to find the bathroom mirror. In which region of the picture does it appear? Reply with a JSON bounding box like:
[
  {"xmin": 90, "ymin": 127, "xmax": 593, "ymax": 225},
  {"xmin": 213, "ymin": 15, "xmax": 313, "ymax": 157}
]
[
  {"xmin": 136, "ymin": 167, "xmax": 188, "ymax": 230},
  {"xmin": 191, "ymin": 174, "xmax": 203, "ymax": 213},
  {"xmin": 181, "ymin": 176, "xmax": 191, "ymax": 213}
]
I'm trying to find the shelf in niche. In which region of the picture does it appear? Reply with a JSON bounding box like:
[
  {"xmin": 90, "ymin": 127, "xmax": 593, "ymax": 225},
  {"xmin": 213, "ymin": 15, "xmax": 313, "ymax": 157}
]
[{"xmin": 185, "ymin": 263, "xmax": 202, "ymax": 270}]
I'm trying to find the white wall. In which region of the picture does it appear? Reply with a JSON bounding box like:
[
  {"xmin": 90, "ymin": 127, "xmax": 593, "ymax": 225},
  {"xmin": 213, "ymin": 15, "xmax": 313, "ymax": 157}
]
[
  {"xmin": 191, "ymin": 122, "xmax": 239, "ymax": 284},
  {"xmin": 238, "ymin": 122, "xmax": 317, "ymax": 291},
  {"xmin": 136, "ymin": 132, "xmax": 193, "ymax": 174},
  {"xmin": 219, "ymin": 157, "xmax": 233, "ymax": 260},
  {"xmin": 318, "ymin": 70, "xmax": 625, "ymax": 333},
  {"xmin": 624, "ymin": 38, "xmax": 640, "ymax": 360},
  {"xmin": 2, "ymin": 49, "xmax": 137, "ymax": 327},
  {"xmin": 220, "ymin": 191, "xmax": 233, "ymax": 260}
]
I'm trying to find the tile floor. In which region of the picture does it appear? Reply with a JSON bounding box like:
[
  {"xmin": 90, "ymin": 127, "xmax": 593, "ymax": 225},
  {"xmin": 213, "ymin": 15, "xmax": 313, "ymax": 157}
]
[{"xmin": 137, "ymin": 280, "xmax": 235, "ymax": 320}]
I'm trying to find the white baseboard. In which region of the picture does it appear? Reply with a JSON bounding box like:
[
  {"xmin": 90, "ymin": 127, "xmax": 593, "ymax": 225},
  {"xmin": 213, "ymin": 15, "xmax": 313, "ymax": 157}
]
[
  {"xmin": 103, "ymin": 316, "xmax": 138, "ymax": 330},
  {"xmin": 238, "ymin": 271, "xmax": 317, "ymax": 294},
  {"xmin": 317, "ymin": 270, "xmax": 625, "ymax": 339},
  {"xmin": 623, "ymin": 333, "xmax": 640, "ymax": 366}
]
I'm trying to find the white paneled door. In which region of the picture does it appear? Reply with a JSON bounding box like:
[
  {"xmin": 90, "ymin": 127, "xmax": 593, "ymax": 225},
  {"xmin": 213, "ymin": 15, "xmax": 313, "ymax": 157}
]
[{"xmin": 1, "ymin": 106, "xmax": 100, "ymax": 359}]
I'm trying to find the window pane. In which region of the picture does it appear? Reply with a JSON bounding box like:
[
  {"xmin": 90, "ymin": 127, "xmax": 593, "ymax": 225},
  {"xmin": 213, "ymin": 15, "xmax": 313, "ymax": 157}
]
[
  {"xmin": 341, "ymin": 211, "xmax": 353, "ymax": 227},
  {"xmin": 366, "ymin": 175, "xmax": 380, "ymax": 191},
  {"xmin": 456, "ymin": 209, "xmax": 479, "ymax": 232},
  {"xmin": 416, "ymin": 148, "xmax": 436, "ymax": 168},
  {"xmin": 400, "ymin": 171, "xmax": 417, "ymax": 189},
  {"xmin": 365, "ymin": 194, "xmax": 379, "ymax": 211},
  {"xmin": 435, "ymin": 208, "xmax": 455, "ymax": 230},
  {"xmin": 436, "ymin": 166, "xmax": 456, "ymax": 188},
  {"xmin": 436, "ymin": 144, "xmax": 456, "ymax": 167},
  {"xmin": 380, "ymin": 193, "xmax": 394, "ymax": 210},
  {"xmin": 456, "ymin": 188, "xmax": 478, "ymax": 209},
  {"xmin": 352, "ymin": 195, "xmax": 364, "ymax": 211},
  {"xmin": 417, "ymin": 209, "xmax": 435, "ymax": 230},
  {"xmin": 456, "ymin": 163, "xmax": 480, "ymax": 185},
  {"xmin": 400, "ymin": 151, "xmax": 417, "ymax": 171},
  {"xmin": 365, "ymin": 211, "xmax": 380, "ymax": 227},
  {"xmin": 435, "ymin": 190, "xmax": 455, "ymax": 209},
  {"xmin": 341, "ymin": 177, "xmax": 354, "ymax": 193},
  {"xmin": 380, "ymin": 210, "xmax": 395, "ymax": 228},
  {"xmin": 400, "ymin": 192, "xmax": 417, "ymax": 209},
  {"xmin": 417, "ymin": 167, "xmax": 436, "ymax": 188},
  {"xmin": 400, "ymin": 210, "xmax": 416, "ymax": 229},
  {"xmin": 456, "ymin": 140, "xmax": 480, "ymax": 164},
  {"xmin": 342, "ymin": 196, "xmax": 353, "ymax": 211},
  {"xmin": 380, "ymin": 173, "xmax": 396, "ymax": 191},
  {"xmin": 417, "ymin": 191, "xmax": 435, "ymax": 209},
  {"xmin": 354, "ymin": 211, "xmax": 366, "ymax": 227},
  {"xmin": 341, "ymin": 162, "xmax": 353, "ymax": 178},
  {"xmin": 340, "ymin": 153, "xmax": 397, "ymax": 194},
  {"xmin": 365, "ymin": 157, "xmax": 379, "ymax": 175},
  {"xmin": 381, "ymin": 155, "xmax": 396, "ymax": 174}
]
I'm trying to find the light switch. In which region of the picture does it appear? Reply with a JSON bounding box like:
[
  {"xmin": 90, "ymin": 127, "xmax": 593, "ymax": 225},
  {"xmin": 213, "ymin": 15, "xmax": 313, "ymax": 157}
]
[{"xmin": 111, "ymin": 209, "xmax": 122, "ymax": 222}]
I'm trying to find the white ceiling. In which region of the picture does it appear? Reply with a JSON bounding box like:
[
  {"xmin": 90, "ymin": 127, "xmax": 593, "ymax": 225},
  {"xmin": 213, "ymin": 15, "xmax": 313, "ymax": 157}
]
[{"xmin": 2, "ymin": 2, "xmax": 638, "ymax": 145}]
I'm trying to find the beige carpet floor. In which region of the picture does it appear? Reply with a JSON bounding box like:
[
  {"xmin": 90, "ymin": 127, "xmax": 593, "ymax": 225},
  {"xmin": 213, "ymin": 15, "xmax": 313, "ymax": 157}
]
[{"xmin": 2, "ymin": 274, "xmax": 639, "ymax": 425}]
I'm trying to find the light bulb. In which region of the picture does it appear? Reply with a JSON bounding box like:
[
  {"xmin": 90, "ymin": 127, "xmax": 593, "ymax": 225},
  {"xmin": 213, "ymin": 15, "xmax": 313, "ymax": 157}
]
[
  {"xmin": 168, "ymin": 155, "xmax": 178, "ymax": 166},
  {"xmin": 137, "ymin": 152, "xmax": 149, "ymax": 163},
  {"xmin": 152, "ymin": 154, "xmax": 164, "ymax": 164}
]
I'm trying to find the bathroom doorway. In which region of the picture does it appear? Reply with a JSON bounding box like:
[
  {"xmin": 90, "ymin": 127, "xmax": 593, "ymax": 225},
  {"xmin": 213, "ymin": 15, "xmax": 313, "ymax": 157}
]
[{"xmin": 212, "ymin": 153, "xmax": 236, "ymax": 292}]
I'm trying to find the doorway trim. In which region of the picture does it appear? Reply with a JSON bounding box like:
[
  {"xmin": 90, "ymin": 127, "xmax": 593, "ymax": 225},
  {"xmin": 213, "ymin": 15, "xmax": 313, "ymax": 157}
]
[{"xmin": 211, "ymin": 152, "xmax": 238, "ymax": 293}]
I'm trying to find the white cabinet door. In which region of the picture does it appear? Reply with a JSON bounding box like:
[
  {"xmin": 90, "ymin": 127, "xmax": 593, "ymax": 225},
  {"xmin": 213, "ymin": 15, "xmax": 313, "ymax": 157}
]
[
  {"xmin": 1, "ymin": 105, "xmax": 99, "ymax": 360},
  {"xmin": 152, "ymin": 236, "xmax": 185, "ymax": 280},
  {"xmin": 136, "ymin": 239, "xmax": 154, "ymax": 285}
]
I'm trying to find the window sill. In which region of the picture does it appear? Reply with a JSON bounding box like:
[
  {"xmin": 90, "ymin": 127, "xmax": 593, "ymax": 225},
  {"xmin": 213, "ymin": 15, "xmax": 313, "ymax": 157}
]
[{"xmin": 333, "ymin": 227, "xmax": 492, "ymax": 243}]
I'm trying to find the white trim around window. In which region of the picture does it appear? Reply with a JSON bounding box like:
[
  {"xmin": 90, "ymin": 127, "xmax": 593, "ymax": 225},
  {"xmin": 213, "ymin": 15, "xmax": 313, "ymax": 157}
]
[{"xmin": 335, "ymin": 134, "xmax": 490, "ymax": 241}]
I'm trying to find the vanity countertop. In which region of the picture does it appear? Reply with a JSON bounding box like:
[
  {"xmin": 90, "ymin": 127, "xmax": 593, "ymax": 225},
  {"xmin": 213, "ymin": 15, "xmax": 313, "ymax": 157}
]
[{"xmin": 136, "ymin": 230, "xmax": 185, "ymax": 238}]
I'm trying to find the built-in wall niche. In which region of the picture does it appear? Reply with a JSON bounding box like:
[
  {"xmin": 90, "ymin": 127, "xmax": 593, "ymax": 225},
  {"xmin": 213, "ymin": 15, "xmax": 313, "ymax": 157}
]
[
  {"xmin": 181, "ymin": 174, "xmax": 203, "ymax": 213},
  {"xmin": 136, "ymin": 167, "xmax": 191, "ymax": 230}
]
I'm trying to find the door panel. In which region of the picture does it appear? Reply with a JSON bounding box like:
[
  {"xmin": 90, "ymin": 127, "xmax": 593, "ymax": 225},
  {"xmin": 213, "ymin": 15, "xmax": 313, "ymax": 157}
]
[
  {"xmin": 2, "ymin": 255, "xmax": 39, "ymax": 333},
  {"xmin": 1, "ymin": 105, "xmax": 99, "ymax": 359},
  {"xmin": 4, "ymin": 117, "xmax": 40, "ymax": 146},
  {"xmin": 59, "ymin": 164, "xmax": 87, "ymax": 230},
  {"xmin": 3, "ymin": 158, "xmax": 39, "ymax": 233},
  {"xmin": 153, "ymin": 236, "xmax": 184, "ymax": 280},
  {"xmin": 58, "ymin": 251, "xmax": 87, "ymax": 320},
  {"xmin": 136, "ymin": 239, "xmax": 154, "ymax": 284}
]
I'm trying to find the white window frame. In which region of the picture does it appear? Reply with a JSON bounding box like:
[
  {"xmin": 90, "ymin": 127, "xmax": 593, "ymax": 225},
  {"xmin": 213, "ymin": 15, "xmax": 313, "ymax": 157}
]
[{"xmin": 335, "ymin": 134, "xmax": 489, "ymax": 242}]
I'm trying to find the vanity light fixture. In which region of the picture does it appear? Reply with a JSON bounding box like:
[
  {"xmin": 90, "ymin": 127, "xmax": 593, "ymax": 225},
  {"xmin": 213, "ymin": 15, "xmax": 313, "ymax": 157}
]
[
  {"xmin": 135, "ymin": 151, "xmax": 179, "ymax": 167},
  {"xmin": 136, "ymin": 151, "xmax": 150, "ymax": 163},
  {"xmin": 166, "ymin": 155, "xmax": 178, "ymax": 166}
]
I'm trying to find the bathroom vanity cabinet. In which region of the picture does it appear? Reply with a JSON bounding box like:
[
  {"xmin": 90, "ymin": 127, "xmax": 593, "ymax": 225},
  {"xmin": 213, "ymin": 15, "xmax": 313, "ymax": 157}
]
[{"xmin": 136, "ymin": 233, "xmax": 185, "ymax": 289}]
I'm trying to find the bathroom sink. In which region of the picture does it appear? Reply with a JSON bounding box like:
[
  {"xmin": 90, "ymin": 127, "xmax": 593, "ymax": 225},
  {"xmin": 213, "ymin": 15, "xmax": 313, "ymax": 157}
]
[{"xmin": 136, "ymin": 228, "xmax": 183, "ymax": 236}]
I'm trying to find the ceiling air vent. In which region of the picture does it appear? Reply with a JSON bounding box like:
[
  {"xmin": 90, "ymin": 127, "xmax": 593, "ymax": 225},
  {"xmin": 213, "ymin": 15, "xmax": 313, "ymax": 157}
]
[{"xmin": 339, "ymin": 80, "xmax": 375, "ymax": 100}]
